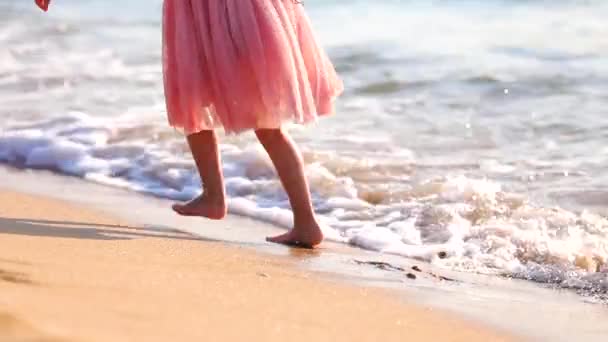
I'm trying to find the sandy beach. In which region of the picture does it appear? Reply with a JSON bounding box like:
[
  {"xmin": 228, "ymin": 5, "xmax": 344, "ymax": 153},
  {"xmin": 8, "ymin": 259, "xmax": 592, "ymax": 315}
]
[
  {"xmin": 0, "ymin": 188, "xmax": 514, "ymax": 342},
  {"xmin": 2, "ymin": 1, "xmax": 607, "ymax": 340}
]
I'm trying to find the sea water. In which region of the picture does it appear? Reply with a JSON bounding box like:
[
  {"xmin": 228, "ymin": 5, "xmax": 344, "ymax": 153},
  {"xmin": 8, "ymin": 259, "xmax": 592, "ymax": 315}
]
[{"xmin": 1, "ymin": 0, "xmax": 607, "ymax": 301}]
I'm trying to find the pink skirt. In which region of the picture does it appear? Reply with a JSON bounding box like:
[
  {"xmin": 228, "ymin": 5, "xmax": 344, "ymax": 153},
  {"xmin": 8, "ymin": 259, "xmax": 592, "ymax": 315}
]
[{"xmin": 162, "ymin": 0, "xmax": 343, "ymax": 134}]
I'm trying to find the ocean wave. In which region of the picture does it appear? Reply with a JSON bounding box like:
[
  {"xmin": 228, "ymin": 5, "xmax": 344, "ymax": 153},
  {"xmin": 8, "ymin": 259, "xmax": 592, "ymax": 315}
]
[{"xmin": 1, "ymin": 112, "xmax": 606, "ymax": 299}]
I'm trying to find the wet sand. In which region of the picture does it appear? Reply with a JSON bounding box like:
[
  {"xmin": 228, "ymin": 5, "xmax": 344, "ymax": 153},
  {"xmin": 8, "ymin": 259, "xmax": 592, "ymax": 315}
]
[{"xmin": 0, "ymin": 188, "xmax": 513, "ymax": 341}]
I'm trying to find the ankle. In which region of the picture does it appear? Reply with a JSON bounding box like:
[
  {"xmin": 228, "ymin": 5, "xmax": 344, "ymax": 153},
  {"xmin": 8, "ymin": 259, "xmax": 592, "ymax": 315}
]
[
  {"xmin": 293, "ymin": 213, "xmax": 320, "ymax": 229},
  {"xmin": 202, "ymin": 191, "xmax": 226, "ymax": 205}
]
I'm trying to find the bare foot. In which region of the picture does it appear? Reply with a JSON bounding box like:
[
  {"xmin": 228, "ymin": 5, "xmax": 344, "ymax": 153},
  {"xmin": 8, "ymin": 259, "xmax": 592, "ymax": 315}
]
[
  {"xmin": 266, "ymin": 223, "xmax": 324, "ymax": 249},
  {"xmin": 172, "ymin": 194, "xmax": 227, "ymax": 220}
]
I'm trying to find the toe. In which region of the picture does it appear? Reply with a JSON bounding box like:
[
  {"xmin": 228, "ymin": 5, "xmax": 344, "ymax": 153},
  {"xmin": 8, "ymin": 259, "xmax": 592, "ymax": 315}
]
[
  {"xmin": 266, "ymin": 232, "xmax": 291, "ymax": 243},
  {"xmin": 172, "ymin": 203, "xmax": 192, "ymax": 216}
]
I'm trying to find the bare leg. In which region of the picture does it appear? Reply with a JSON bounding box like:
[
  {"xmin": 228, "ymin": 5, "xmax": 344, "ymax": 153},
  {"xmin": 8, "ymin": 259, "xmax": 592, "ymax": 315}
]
[
  {"xmin": 172, "ymin": 130, "xmax": 227, "ymax": 220},
  {"xmin": 255, "ymin": 128, "xmax": 323, "ymax": 248}
]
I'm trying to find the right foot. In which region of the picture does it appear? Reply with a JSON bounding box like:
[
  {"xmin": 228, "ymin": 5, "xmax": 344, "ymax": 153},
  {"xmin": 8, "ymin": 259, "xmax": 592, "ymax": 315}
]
[
  {"xmin": 172, "ymin": 194, "xmax": 227, "ymax": 220},
  {"xmin": 266, "ymin": 221, "xmax": 324, "ymax": 249}
]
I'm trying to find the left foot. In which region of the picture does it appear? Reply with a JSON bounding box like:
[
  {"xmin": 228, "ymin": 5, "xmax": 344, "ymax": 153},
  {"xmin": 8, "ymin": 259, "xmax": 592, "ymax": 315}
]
[{"xmin": 266, "ymin": 223, "xmax": 324, "ymax": 249}]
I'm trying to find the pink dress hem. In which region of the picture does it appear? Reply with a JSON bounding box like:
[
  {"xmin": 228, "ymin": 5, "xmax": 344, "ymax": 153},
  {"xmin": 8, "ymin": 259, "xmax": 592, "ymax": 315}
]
[{"xmin": 162, "ymin": 0, "xmax": 343, "ymax": 135}]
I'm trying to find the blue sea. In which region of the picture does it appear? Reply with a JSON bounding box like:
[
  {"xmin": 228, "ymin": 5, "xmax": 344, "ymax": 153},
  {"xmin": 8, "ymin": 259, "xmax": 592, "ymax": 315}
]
[{"xmin": 1, "ymin": 0, "xmax": 607, "ymax": 301}]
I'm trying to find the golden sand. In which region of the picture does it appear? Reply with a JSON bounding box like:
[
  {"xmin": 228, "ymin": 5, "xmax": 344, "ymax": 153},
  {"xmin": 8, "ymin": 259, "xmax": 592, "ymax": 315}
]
[{"xmin": 0, "ymin": 190, "xmax": 514, "ymax": 341}]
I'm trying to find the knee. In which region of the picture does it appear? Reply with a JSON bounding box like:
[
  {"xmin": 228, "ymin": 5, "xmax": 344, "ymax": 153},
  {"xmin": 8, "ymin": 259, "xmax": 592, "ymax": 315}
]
[{"xmin": 255, "ymin": 128, "xmax": 284, "ymax": 144}]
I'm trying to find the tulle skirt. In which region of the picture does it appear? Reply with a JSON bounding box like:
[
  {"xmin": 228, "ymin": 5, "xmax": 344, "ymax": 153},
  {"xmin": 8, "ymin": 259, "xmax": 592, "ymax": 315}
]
[{"xmin": 162, "ymin": 0, "xmax": 343, "ymax": 134}]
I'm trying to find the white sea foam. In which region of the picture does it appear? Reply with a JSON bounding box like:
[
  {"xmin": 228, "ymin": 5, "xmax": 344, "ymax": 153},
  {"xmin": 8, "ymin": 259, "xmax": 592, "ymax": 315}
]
[{"xmin": 1, "ymin": 112, "xmax": 607, "ymax": 297}]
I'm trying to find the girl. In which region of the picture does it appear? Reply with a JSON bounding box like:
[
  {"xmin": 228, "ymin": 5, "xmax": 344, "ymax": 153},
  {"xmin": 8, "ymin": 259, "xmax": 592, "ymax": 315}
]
[{"xmin": 35, "ymin": 0, "xmax": 343, "ymax": 248}]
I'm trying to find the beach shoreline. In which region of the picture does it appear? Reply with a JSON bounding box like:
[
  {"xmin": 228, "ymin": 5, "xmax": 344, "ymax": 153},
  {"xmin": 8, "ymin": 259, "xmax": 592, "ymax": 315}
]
[
  {"xmin": 2, "ymin": 166, "xmax": 608, "ymax": 341},
  {"xmin": 0, "ymin": 174, "xmax": 515, "ymax": 341},
  {"xmin": 2, "ymin": 0, "xmax": 608, "ymax": 340}
]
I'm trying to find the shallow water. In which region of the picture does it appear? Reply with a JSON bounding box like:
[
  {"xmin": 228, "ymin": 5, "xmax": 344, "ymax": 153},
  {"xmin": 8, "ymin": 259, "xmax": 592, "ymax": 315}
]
[{"xmin": 1, "ymin": 0, "xmax": 607, "ymax": 300}]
